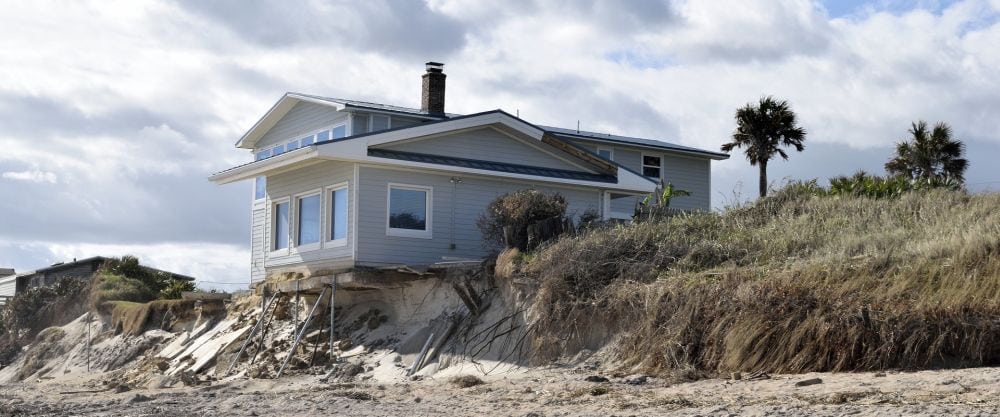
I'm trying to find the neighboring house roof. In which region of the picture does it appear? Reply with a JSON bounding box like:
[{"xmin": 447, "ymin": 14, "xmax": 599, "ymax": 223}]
[
  {"xmin": 16, "ymin": 256, "xmax": 197, "ymax": 282},
  {"xmin": 368, "ymin": 148, "xmax": 617, "ymax": 183}
]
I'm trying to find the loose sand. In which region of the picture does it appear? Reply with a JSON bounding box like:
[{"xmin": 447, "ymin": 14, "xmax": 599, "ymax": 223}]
[{"xmin": 3, "ymin": 364, "xmax": 1000, "ymax": 416}]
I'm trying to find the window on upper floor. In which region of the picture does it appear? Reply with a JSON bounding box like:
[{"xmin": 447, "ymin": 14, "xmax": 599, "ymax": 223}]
[
  {"xmin": 353, "ymin": 114, "xmax": 370, "ymax": 135},
  {"xmin": 387, "ymin": 184, "xmax": 432, "ymax": 238},
  {"xmin": 642, "ymin": 154, "xmax": 661, "ymax": 178},
  {"xmin": 597, "ymin": 148, "xmax": 613, "ymax": 160},
  {"xmin": 272, "ymin": 144, "xmax": 286, "ymax": 156},
  {"xmin": 332, "ymin": 125, "xmax": 347, "ymax": 139},
  {"xmin": 372, "ymin": 114, "xmax": 390, "ymax": 131}
]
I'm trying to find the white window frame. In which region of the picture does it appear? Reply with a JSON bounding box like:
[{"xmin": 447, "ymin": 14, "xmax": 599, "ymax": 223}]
[
  {"xmin": 269, "ymin": 197, "xmax": 291, "ymax": 257},
  {"xmin": 597, "ymin": 147, "xmax": 614, "ymax": 161},
  {"xmin": 293, "ymin": 189, "xmax": 323, "ymax": 252},
  {"xmin": 325, "ymin": 182, "xmax": 350, "ymax": 248},
  {"xmin": 641, "ymin": 152, "xmax": 662, "ymax": 179},
  {"xmin": 386, "ymin": 183, "xmax": 433, "ymax": 239},
  {"xmin": 328, "ymin": 122, "xmax": 347, "ymax": 140}
]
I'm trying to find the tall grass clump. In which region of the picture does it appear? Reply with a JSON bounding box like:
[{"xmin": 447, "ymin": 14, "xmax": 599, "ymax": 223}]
[
  {"xmin": 513, "ymin": 186, "xmax": 1000, "ymax": 374},
  {"xmin": 89, "ymin": 255, "xmax": 195, "ymax": 310}
]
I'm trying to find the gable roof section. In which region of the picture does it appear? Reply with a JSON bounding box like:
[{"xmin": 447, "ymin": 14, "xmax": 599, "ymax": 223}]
[{"xmin": 236, "ymin": 92, "xmax": 454, "ymax": 149}]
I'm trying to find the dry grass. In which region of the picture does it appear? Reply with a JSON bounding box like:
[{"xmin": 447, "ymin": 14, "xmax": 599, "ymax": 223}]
[
  {"xmin": 449, "ymin": 374, "xmax": 486, "ymax": 388},
  {"xmin": 513, "ymin": 188, "xmax": 1000, "ymax": 375}
]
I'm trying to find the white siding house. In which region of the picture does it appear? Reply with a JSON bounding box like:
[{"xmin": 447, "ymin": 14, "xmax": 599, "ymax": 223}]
[{"xmin": 210, "ymin": 63, "xmax": 728, "ymax": 282}]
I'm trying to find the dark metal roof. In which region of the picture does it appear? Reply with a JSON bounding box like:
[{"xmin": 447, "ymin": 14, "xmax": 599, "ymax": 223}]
[
  {"xmin": 289, "ymin": 93, "xmax": 459, "ymax": 119},
  {"xmin": 541, "ymin": 126, "xmax": 730, "ymax": 159},
  {"xmin": 367, "ymin": 148, "xmax": 617, "ymax": 183}
]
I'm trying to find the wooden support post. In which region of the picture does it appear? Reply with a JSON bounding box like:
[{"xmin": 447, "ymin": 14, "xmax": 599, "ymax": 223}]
[
  {"xmin": 294, "ymin": 280, "xmax": 300, "ymax": 332},
  {"xmin": 226, "ymin": 291, "xmax": 281, "ymax": 375},
  {"xmin": 408, "ymin": 332, "xmax": 435, "ymax": 376},
  {"xmin": 277, "ymin": 287, "xmax": 328, "ymax": 378},
  {"xmin": 329, "ymin": 276, "xmax": 336, "ymax": 362}
]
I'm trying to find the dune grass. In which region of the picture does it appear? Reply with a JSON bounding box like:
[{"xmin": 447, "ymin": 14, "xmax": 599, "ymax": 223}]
[{"xmin": 509, "ymin": 187, "xmax": 1000, "ymax": 375}]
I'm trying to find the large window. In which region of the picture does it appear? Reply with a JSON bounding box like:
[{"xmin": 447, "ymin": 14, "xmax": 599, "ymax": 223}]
[
  {"xmin": 387, "ymin": 184, "xmax": 432, "ymax": 238},
  {"xmin": 273, "ymin": 200, "xmax": 289, "ymax": 251},
  {"xmin": 642, "ymin": 154, "xmax": 662, "ymax": 178},
  {"xmin": 329, "ymin": 186, "xmax": 348, "ymax": 244},
  {"xmin": 296, "ymin": 193, "xmax": 321, "ymax": 246}
]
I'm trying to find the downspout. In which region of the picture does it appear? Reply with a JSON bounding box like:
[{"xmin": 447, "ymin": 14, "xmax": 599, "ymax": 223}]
[{"xmin": 449, "ymin": 176, "xmax": 463, "ymax": 250}]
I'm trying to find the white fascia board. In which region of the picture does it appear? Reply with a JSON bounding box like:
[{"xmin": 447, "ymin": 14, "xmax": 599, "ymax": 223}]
[
  {"xmin": 615, "ymin": 167, "xmax": 658, "ymax": 193},
  {"xmin": 363, "ymin": 112, "xmax": 544, "ymax": 147},
  {"xmin": 208, "ymin": 147, "xmax": 318, "ymax": 184},
  {"xmin": 235, "ymin": 93, "xmax": 346, "ymax": 149}
]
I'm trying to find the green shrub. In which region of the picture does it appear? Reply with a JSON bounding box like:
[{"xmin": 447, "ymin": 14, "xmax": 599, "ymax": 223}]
[
  {"xmin": 478, "ymin": 190, "xmax": 569, "ymax": 251},
  {"xmin": 0, "ymin": 278, "xmax": 87, "ymax": 344},
  {"xmin": 159, "ymin": 279, "xmax": 196, "ymax": 300}
]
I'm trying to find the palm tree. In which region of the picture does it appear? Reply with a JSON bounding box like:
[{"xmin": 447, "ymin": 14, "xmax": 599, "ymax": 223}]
[
  {"xmin": 721, "ymin": 96, "xmax": 807, "ymax": 198},
  {"xmin": 884, "ymin": 121, "xmax": 967, "ymax": 183}
]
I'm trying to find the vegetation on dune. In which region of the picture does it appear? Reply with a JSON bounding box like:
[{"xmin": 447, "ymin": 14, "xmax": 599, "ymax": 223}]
[
  {"xmin": 885, "ymin": 120, "xmax": 968, "ymax": 183},
  {"xmin": 501, "ymin": 184, "xmax": 1000, "ymax": 375},
  {"xmin": 0, "ymin": 278, "xmax": 88, "ymax": 363},
  {"xmin": 88, "ymin": 255, "xmax": 197, "ymax": 311}
]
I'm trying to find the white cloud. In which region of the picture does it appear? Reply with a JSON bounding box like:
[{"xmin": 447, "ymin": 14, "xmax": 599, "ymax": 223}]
[{"xmin": 2, "ymin": 170, "xmax": 57, "ymax": 184}]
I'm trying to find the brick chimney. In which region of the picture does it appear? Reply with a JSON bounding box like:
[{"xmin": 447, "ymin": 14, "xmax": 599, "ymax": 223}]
[{"xmin": 421, "ymin": 62, "xmax": 446, "ymax": 115}]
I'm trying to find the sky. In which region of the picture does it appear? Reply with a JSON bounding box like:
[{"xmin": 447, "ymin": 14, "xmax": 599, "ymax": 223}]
[{"xmin": 1, "ymin": 0, "xmax": 999, "ymax": 290}]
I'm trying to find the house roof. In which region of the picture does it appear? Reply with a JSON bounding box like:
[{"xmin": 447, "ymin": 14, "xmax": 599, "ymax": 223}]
[
  {"xmin": 236, "ymin": 92, "xmax": 729, "ymax": 161},
  {"xmin": 542, "ymin": 126, "xmax": 730, "ymax": 160},
  {"xmin": 368, "ymin": 148, "xmax": 617, "ymax": 183},
  {"xmin": 212, "ymin": 109, "xmax": 658, "ymax": 193},
  {"xmin": 288, "ymin": 93, "xmax": 459, "ymax": 119}
]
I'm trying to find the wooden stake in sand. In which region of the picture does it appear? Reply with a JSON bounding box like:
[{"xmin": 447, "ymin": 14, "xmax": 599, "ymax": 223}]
[
  {"xmin": 86, "ymin": 312, "xmax": 91, "ymax": 372},
  {"xmin": 277, "ymin": 287, "xmax": 328, "ymax": 378}
]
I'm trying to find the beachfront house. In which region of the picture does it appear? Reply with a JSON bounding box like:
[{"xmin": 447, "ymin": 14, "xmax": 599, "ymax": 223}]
[{"xmin": 210, "ymin": 63, "xmax": 729, "ymax": 283}]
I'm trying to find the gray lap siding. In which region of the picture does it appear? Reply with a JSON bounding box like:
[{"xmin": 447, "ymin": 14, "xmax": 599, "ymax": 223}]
[
  {"xmin": 567, "ymin": 139, "xmax": 712, "ymax": 211},
  {"xmin": 260, "ymin": 161, "xmax": 356, "ymax": 272},
  {"xmin": 356, "ymin": 165, "xmax": 601, "ymax": 266}
]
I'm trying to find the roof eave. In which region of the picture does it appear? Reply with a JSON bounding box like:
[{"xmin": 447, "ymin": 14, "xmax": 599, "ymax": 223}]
[{"xmin": 234, "ymin": 93, "xmax": 347, "ymax": 149}]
